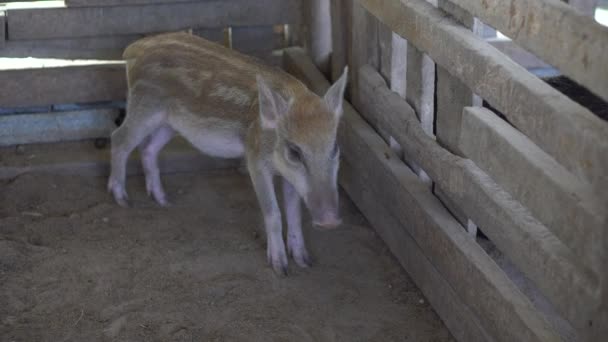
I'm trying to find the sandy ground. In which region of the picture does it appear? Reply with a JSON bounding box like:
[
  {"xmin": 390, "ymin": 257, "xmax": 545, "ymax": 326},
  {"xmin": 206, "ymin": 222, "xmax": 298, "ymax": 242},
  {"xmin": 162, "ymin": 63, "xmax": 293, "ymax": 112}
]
[{"xmin": 1, "ymin": 170, "xmax": 452, "ymax": 342}]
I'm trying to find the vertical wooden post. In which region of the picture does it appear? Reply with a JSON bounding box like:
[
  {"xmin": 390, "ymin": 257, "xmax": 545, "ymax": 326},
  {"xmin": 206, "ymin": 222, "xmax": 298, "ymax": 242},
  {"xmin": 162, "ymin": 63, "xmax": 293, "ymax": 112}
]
[
  {"xmin": 435, "ymin": 0, "xmax": 482, "ymax": 234},
  {"xmin": 0, "ymin": 11, "xmax": 5, "ymax": 48},
  {"xmin": 307, "ymin": 0, "xmax": 332, "ymax": 76},
  {"xmin": 330, "ymin": 0, "xmax": 348, "ymax": 82},
  {"xmin": 350, "ymin": 1, "xmax": 378, "ymax": 109},
  {"xmin": 389, "ymin": 32, "xmax": 407, "ymax": 98}
]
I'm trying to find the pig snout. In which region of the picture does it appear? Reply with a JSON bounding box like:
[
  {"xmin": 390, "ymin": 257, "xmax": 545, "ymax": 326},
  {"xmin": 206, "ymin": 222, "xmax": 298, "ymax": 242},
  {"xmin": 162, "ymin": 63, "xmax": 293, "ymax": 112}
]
[
  {"xmin": 312, "ymin": 212, "xmax": 342, "ymax": 229},
  {"xmin": 309, "ymin": 190, "xmax": 342, "ymax": 229}
]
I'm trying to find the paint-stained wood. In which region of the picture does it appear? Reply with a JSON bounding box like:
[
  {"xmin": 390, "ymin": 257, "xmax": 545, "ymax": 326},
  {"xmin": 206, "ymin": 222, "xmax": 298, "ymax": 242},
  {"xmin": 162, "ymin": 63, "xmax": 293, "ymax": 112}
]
[
  {"xmin": 357, "ymin": 64, "xmax": 598, "ymax": 334},
  {"xmin": 7, "ymin": 0, "xmax": 300, "ymax": 40},
  {"xmin": 284, "ymin": 48, "xmax": 562, "ymax": 342},
  {"xmin": 0, "ymin": 109, "xmax": 118, "ymax": 146},
  {"xmin": 0, "ymin": 64, "xmax": 126, "ymax": 108},
  {"xmin": 358, "ymin": 0, "xmax": 608, "ymax": 196},
  {"xmin": 444, "ymin": 0, "xmax": 608, "ymax": 101}
]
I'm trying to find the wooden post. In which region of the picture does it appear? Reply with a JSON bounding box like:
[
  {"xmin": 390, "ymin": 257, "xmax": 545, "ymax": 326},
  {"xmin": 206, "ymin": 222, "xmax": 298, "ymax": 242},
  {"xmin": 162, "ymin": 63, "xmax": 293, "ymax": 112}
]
[
  {"xmin": 306, "ymin": 0, "xmax": 333, "ymax": 75},
  {"xmin": 0, "ymin": 10, "xmax": 5, "ymax": 48},
  {"xmin": 435, "ymin": 0, "xmax": 482, "ymax": 234},
  {"xmin": 330, "ymin": 0, "xmax": 348, "ymax": 82}
]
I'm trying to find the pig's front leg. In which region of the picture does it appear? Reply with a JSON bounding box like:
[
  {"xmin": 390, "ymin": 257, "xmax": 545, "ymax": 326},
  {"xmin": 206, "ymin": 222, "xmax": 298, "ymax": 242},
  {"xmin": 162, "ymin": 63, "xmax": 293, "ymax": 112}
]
[
  {"xmin": 248, "ymin": 163, "xmax": 288, "ymax": 275},
  {"xmin": 283, "ymin": 178, "xmax": 312, "ymax": 268}
]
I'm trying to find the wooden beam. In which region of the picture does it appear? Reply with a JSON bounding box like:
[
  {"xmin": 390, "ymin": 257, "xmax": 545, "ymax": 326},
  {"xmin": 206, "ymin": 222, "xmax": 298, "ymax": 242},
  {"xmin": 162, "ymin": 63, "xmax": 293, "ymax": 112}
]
[
  {"xmin": 0, "ymin": 35, "xmax": 142, "ymax": 59},
  {"xmin": 488, "ymin": 39, "xmax": 550, "ymax": 70},
  {"xmin": 459, "ymin": 106, "xmax": 606, "ymax": 273},
  {"xmin": 0, "ymin": 11, "xmax": 5, "ymax": 48},
  {"xmin": 349, "ymin": 1, "xmax": 378, "ymax": 108},
  {"xmin": 329, "ymin": 0, "xmax": 348, "ymax": 82},
  {"xmin": 7, "ymin": 0, "xmax": 300, "ymax": 40},
  {"xmin": 340, "ymin": 158, "xmax": 495, "ymax": 342},
  {"xmin": 307, "ymin": 0, "xmax": 332, "ymax": 75},
  {"xmin": 0, "ymin": 64, "xmax": 126, "ymax": 108},
  {"xmin": 356, "ymin": 64, "xmax": 598, "ymax": 333},
  {"xmin": 438, "ymin": 0, "xmax": 608, "ymax": 101},
  {"xmin": 0, "ymin": 109, "xmax": 117, "ymax": 146},
  {"xmin": 65, "ymin": 0, "xmax": 194, "ymax": 6},
  {"xmin": 284, "ymin": 48, "xmax": 562, "ymax": 342},
  {"xmin": 0, "ymin": 137, "xmax": 239, "ymax": 180},
  {"xmin": 358, "ymin": 0, "xmax": 608, "ymax": 196}
]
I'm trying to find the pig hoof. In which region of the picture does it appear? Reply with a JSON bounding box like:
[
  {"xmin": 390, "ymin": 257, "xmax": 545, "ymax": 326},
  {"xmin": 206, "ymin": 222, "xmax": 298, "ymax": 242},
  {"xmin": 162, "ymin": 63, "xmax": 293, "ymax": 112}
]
[
  {"xmin": 273, "ymin": 264, "xmax": 288, "ymax": 277},
  {"xmin": 268, "ymin": 252, "xmax": 289, "ymax": 276},
  {"xmin": 157, "ymin": 198, "xmax": 171, "ymax": 207},
  {"xmin": 114, "ymin": 196, "xmax": 130, "ymax": 208},
  {"xmin": 294, "ymin": 253, "xmax": 313, "ymax": 268}
]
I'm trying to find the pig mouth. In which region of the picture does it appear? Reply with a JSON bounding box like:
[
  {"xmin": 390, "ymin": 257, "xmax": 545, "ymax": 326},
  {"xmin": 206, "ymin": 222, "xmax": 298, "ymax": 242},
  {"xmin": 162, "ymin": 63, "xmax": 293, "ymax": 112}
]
[{"xmin": 311, "ymin": 216, "xmax": 343, "ymax": 230}]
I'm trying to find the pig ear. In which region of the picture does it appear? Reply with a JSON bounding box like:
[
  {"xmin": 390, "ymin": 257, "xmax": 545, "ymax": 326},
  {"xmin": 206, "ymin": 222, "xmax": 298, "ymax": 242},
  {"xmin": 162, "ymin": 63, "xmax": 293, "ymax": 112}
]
[
  {"xmin": 257, "ymin": 74, "xmax": 291, "ymax": 130},
  {"xmin": 324, "ymin": 66, "xmax": 348, "ymax": 117}
]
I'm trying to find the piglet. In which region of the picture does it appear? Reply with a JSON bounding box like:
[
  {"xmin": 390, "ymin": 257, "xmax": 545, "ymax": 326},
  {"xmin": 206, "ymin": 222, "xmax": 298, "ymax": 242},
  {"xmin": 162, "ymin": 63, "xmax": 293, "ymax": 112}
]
[{"xmin": 107, "ymin": 32, "xmax": 348, "ymax": 275}]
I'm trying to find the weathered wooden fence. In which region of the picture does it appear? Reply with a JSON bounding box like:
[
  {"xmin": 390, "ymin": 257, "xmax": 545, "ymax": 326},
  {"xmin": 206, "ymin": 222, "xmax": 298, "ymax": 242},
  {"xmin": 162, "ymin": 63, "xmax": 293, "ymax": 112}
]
[
  {"xmin": 1, "ymin": 1, "xmax": 606, "ymax": 341},
  {"xmin": 289, "ymin": 0, "xmax": 607, "ymax": 341},
  {"xmin": 0, "ymin": 0, "xmax": 300, "ymax": 145}
]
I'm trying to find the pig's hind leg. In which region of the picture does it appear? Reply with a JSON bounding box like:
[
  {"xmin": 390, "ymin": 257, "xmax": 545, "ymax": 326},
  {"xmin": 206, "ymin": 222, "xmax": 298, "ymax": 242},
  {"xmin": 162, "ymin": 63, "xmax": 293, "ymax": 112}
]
[
  {"xmin": 139, "ymin": 125, "xmax": 175, "ymax": 206},
  {"xmin": 108, "ymin": 91, "xmax": 166, "ymax": 207}
]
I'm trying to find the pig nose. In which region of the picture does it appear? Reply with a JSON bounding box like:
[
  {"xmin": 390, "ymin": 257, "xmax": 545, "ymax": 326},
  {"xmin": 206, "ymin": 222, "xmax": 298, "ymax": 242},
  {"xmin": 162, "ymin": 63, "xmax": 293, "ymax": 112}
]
[{"xmin": 313, "ymin": 213, "xmax": 342, "ymax": 230}]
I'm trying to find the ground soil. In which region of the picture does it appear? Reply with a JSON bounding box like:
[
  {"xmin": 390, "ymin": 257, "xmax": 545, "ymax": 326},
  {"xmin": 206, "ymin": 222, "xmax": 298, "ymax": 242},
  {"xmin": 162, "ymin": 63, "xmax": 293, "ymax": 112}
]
[{"xmin": 1, "ymin": 170, "xmax": 452, "ymax": 342}]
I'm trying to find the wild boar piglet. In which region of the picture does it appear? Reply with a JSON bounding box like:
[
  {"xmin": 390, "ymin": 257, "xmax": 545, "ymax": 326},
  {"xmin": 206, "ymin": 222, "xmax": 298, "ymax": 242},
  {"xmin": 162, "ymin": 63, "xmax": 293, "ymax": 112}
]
[{"xmin": 108, "ymin": 33, "xmax": 348, "ymax": 275}]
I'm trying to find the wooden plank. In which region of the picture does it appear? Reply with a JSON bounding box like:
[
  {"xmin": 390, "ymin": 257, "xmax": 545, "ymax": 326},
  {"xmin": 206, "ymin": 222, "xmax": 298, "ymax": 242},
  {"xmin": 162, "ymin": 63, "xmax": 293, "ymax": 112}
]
[
  {"xmin": 405, "ymin": 44, "xmax": 434, "ymax": 136},
  {"xmin": 0, "ymin": 11, "xmax": 5, "ymax": 48},
  {"xmin": 0, "ymin": 35, "xmax": 142, "ymax": 59},
  {"xmin": 488, "ymin": 39, "xmax": 550, "ymax": 70},
  {"xmin": 359, "ymin": 0, "xmax": 608, "ymax": 196},
  {"xmin": 230, "ymin": 26, "xmax": 285, "ymax": 53},
  {"xmin": 435, "ymin": 66, "xmax": 477, "ymax": 155},
  {"xmin": 0, "ymin": 109, "xmax": 117, "ymax": 146},
  {"xmin": 0, "ymin": 27, "xmax": 277, "ymax": 60},
  {"xmin": 307, "ymin": 0, "xmax": 332, "ymax": 75},
  {"xmin": 356, "ymin": 64, "xmax": 599, "ymax": 333},
  {"xmin": 329, "ymin": 0, "xmax": 347, "ymax": 82},
  {"xmin": 0, "ymin": 64, "xmax": 126, "ymax": 108},
  {"xmin": 349, "ymin": 1, "xmax": 378, "ymax": 108},
  {"xmin": 459, "ymin": 107, "xmax": 606, "ymax": 273},
  {"xmin": 340, "ymin": 159, "xmax": 495, "ymax": 342},
  {"xmin": 389, "ymin": 33, "xmax": 406, "ymax": 98},
  {"xmin": 283, "ymin": 48, "xmax": 562, "ymax": 342},
  {"xmin": 440, "ymin": 0, "xmax": 608, "ymax": 101},
  {"xmin": 377, "ymin": 21, "xmax": 392, "ymax": 83},
  {"xmin": 7, "ymin": 0, "xmax": 300, "ymax": 40},
  {"xmin": 0, "ymin": 137, "xmax": 239, "ymax": 180},
  {"xmin": 66, "ymin": 0, "xmax": 195, "ymax": 6}
]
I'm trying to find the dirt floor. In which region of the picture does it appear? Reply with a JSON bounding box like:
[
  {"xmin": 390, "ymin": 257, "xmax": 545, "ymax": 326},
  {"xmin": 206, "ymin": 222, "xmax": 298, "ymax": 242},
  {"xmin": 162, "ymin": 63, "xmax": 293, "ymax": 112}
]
[{"xmin": 1, "ymin": 170, "xmax": 452, "ymax": 342}]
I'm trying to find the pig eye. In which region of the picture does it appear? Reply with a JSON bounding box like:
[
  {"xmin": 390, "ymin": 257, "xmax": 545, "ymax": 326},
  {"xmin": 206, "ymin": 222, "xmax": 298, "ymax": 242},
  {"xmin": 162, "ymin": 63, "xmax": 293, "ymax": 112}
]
[{"xmin": 286, "ymin": 142, "xmax": 303, "ymax": 164}]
